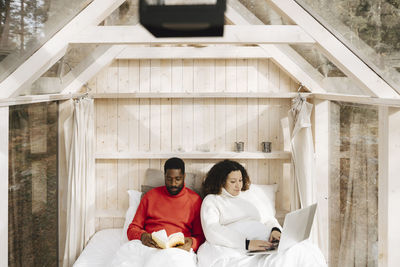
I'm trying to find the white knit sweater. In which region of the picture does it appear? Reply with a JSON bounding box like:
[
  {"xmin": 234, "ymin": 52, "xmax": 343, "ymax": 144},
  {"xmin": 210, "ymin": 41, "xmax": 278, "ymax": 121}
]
[{"xmin": 200, "ymin": 185, "xmax": 282, "ymax": 250}]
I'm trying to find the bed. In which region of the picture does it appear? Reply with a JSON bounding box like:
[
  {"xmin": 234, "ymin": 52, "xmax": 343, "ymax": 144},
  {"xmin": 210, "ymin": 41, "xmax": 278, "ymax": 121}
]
[
  {"xmin": 73, "ymin": 168, "xmax": 279, "ymax": 267},
  {"xmin": 73, "ymin": 228, "xmax": 122, "ymax": 267},
  {"xmin": 73, "ymin": 188, "xmax": 143, "ymax": 267}
]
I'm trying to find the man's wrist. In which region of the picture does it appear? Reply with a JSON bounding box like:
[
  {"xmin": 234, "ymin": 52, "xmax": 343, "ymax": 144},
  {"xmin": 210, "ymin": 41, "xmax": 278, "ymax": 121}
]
[{"xmin": 140, "ymin": 232, "xmax": 149, "ymax": 241}]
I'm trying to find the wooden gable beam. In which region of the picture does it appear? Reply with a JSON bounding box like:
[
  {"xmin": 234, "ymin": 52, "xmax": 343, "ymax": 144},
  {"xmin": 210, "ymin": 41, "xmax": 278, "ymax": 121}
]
[
  {"xmin": 262, "ymin": 44, "xmax": 326, "ymax": 93},
  {"xmin": 225, "ymin": 1, "xmax": 326, "ymax": 93},
  {"xmin": 60, "ymin": 45, "xmax": 126, "ymax": 94},
  {"xmin": 266, "ymin": 0, "xmax": 399, "ymax": 98},
  {"xmin": 0, "ymin": 0, "xmax": 126, "ymax": 98},
  {"xmin": 70, "ymin": 25, "xmax": 315, "ymax": 45}
]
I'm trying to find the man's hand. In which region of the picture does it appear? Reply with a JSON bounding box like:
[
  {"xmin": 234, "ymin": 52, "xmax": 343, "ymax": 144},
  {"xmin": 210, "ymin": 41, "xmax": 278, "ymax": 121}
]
[
  {"xmin": 248, "ymin": 240, "xmax": 274, "ymax": 251},
  {"xmin": 269, "ymin": 230, "xmax": 281, "ymax": 243},
  {"xmin": 175, "ymin": 237, "xmax": 193, "ymax": 252},
  {"xmin": 141, "ymin": 232, "xmax": 160, "ymax": 248}
]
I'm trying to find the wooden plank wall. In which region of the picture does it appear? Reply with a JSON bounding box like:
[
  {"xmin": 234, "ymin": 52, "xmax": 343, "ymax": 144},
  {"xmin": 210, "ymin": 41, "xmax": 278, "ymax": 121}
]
[{"xmin": 91, "ymin": 59, "xmax": 298, "ymax": 230}]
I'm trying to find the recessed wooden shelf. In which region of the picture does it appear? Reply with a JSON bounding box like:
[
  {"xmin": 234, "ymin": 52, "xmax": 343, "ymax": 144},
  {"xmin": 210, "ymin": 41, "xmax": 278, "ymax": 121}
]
[
  {"xmin": 91, "ymin": 92, "xmax": 310, "ymax": 99},
  {"xmin": 95, "ymin": 151, "xmax": 291, "ymax": 160}
]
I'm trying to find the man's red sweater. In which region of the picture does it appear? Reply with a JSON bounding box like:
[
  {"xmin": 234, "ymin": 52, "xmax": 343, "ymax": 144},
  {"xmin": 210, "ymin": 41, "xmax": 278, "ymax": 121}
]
[{"xmin": 127, "ymin": 185, "xmax": 205, "ymax": 251}]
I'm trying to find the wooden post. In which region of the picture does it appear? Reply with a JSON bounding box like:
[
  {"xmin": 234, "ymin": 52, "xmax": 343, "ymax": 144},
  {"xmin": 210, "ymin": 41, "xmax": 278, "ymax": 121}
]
[
  {"xmin": 0, "ymin": 107, "xmax": 9, "ymax": 267},
  {"xmin": 328, "ymin": 101, "xmax": 341, "ymax": 267},
  {"xmin": 379, "ymin": 107, "xmax": 400, "ymax": 267},
  {"xmin": 314, "ymin": 99, "xmax": 329, "ymax": 263}
]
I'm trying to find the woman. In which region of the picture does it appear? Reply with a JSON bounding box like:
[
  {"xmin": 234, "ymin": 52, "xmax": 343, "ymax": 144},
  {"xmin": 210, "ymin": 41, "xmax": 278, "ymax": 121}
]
[{"xmin": 197, "ymin": 160, "xmax": 327, "ymax": 267}]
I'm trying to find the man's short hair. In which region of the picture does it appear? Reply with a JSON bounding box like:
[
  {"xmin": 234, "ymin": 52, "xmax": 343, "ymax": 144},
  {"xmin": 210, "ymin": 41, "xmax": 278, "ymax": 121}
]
[{"xmin": 164, "ymin": 157, "xmax": 185, "ymax": 174}]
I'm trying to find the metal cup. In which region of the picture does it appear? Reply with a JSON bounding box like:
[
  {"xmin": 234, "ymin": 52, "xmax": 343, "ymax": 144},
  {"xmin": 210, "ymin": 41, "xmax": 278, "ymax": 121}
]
[
  {"xmin": 261, "ymin": 141, "xmax": 271, "ymax": 153},
  {"xmin": 235, "ymin": 142, "xmax": 244, "ymax": 152}
]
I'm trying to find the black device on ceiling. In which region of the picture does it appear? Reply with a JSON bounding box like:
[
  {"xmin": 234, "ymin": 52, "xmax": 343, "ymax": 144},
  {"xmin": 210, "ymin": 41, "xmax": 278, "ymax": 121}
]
[{"xmin": 139, "ymin": 0, "xmax": 226, "ymax": 37}]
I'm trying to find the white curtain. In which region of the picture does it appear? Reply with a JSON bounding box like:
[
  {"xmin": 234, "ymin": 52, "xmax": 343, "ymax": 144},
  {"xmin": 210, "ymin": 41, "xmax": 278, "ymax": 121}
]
[
  {"xmin": 288, "ymin": 96, "xmax": 315, "ymax": 208},
  {"xmin": 62, "ymin": 98, "xmax": 95, "ymax": 267},
  {"xmin": 288, "ymin": 96, "xmax": 321, "ymax": 246}
]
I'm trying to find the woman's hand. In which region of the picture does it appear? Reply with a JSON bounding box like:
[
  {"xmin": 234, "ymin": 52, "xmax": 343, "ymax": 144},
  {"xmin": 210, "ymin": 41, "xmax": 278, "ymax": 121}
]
[
  {"xmin": 248, "ymin": 240, "xmax": 273, "ymax": 251},
  {"xmin": 269, "ymin": 230, "xmax": 281, "ymax": 243}
]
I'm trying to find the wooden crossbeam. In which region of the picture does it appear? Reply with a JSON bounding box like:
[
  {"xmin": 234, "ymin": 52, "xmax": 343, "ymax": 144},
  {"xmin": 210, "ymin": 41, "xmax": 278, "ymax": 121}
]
[
  {"xmin": 116, "ymin": 46, "xmax": 271, "ymax": 59},
  {"xmin": 70, "ymin": 25, "xmax": 315, "ymax": 45}
]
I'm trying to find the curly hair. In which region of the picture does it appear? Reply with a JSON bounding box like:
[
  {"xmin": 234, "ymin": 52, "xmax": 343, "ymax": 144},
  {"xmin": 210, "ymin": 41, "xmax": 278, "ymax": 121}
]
[{"xmin": 202, "ymin": 160, "xmax": 250, "ymax": 197}]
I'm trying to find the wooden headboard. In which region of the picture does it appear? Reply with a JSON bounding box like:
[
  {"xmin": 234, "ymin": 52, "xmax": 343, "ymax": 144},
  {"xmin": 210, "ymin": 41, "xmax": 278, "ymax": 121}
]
[{"xmin": 91, "ymin": 58, "xmax": 296, "ymax": 230}]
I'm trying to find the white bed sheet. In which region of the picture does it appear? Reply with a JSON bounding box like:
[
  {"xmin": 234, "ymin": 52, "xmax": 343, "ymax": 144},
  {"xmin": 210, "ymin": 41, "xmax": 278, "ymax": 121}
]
[{"xmin": 73, "ymin": 228, "xmax": 122, "ymax": 267}]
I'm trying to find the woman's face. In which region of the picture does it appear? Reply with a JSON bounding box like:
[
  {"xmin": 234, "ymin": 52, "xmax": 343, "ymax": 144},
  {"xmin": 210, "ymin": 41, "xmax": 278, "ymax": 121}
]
[{"xmin": 223, "ymin": 170, "xmax": 243, "ymax": 196}]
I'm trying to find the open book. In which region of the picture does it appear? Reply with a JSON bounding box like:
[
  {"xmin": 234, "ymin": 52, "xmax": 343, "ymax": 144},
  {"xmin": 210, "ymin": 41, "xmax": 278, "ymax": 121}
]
[{"xmin": 151, "ymin": 229, "xmax": 185, "ymax": 249}]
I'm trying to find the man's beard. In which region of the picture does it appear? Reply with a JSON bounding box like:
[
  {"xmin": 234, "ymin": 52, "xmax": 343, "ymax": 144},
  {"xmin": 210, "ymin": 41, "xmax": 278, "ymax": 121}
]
[{"xmin": 166, "ymin": 185, "xmax": 184, "ymax": 195}]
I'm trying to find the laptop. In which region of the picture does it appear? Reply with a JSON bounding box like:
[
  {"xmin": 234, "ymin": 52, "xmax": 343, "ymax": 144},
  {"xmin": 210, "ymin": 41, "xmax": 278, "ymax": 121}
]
[{"xmin": 247, "ymin": 203, "xmax": 317, "ymax": 255}]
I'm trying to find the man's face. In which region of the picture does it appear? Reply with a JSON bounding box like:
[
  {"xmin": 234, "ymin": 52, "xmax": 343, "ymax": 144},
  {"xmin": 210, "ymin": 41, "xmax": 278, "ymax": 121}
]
[{"xmin": 165, "ymin": 169, "xmax": 185, "ymax": 195}]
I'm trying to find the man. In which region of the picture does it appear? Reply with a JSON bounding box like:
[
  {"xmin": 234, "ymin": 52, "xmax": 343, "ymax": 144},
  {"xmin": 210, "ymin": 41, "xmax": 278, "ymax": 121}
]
[{"xmin": 111, "ymin": 158, "xmax": 204, "ymax": 266}]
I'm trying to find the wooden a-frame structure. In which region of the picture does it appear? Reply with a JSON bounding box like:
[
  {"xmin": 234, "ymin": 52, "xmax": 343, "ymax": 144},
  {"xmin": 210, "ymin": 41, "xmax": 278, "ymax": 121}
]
[{"xmin": 1, "ymin": 1, "xmax": 399, "ymax": 266}]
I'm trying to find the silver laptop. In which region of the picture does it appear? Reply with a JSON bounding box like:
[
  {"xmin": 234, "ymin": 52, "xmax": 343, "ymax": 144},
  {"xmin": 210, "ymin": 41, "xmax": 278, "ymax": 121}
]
[{"xmin": 247, "ymin": 203, "xmax": 317, "ymax": 255}]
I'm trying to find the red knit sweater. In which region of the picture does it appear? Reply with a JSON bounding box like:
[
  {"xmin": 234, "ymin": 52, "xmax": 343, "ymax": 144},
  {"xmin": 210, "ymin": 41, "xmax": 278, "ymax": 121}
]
[{"xmin": 127, "ymin": 185, "xmax": 205, "ymax": 251}]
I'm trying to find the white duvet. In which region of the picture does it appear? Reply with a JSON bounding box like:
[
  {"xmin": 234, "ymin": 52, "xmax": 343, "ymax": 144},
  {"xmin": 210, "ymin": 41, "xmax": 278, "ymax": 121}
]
[
  {"xmin": 110, "ymin": 240, "xmax": 197, "ymax": 267},
  {"xmin": 73, "ymin": 229, "xmax": 197, "ymax": 267},
  {"xmin": 73, "ymin": 229, "xmax": 122, "ymax": 267},
  {"xmin": 75, "ymin": 229, "xmax": 326, "ymax": 267},
  {"xmin": 198, "ymin": 239, "xmax": 326, "ymax": 267}
]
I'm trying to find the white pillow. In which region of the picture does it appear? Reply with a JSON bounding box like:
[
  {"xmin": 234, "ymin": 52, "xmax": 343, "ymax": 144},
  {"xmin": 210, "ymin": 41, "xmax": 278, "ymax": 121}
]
[{"xmin": 120, "ymin": 189, "xmax": 142, "ymax": 244}]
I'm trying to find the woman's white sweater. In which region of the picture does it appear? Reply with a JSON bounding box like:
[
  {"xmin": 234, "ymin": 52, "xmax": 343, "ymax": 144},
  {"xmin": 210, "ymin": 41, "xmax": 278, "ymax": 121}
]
[{"xmin": 200, "ymin": 185, "xmax": 281, "ymax": 250}]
